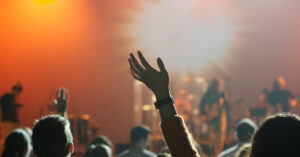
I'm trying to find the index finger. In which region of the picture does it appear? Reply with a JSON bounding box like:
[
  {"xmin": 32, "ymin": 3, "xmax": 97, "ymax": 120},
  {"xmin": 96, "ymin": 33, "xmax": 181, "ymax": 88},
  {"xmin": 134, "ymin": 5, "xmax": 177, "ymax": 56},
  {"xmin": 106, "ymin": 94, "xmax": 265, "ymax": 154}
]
[
  {"xmin": 64, "ymin": 89, "xmax": 68, "ymax": 100},
  {"xmin": 60, "ymin": 88, "xmax": 64, "ymax": 99},
  {"xmin": 57, "ymin": 89, "xmax": 61, "ymax": 98},
  {"xmin": 138, "ymin": 51, "xmax": 154, "ymax": 70}
]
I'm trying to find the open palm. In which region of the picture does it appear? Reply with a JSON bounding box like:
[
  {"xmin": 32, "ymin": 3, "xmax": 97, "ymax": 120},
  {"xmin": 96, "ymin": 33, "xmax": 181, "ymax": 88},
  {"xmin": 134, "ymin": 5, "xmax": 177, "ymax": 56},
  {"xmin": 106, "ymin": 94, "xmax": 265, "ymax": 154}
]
[
  {"xmin": 128, "ymin": 51, "xmax": 170, "ymax": 99},
  {"xmin": 54, "ymin": 88, "xmax": 68, "ymax": 113}
]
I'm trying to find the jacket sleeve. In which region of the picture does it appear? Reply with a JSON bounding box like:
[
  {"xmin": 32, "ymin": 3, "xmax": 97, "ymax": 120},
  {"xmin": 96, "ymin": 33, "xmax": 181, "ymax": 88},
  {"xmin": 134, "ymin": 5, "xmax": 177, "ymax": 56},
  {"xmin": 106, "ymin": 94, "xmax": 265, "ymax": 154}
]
[{"xmin": 160, "ymin": 115, "xmax": 200, "ymax": 157}]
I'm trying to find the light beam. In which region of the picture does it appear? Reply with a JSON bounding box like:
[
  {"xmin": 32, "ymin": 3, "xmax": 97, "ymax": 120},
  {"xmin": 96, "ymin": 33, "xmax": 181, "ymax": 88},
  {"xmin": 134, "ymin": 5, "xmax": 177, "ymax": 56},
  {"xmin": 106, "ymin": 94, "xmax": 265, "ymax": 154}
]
[{"xmin": 131, "ymin": 0, "xmax": 237, "ymax": 72}]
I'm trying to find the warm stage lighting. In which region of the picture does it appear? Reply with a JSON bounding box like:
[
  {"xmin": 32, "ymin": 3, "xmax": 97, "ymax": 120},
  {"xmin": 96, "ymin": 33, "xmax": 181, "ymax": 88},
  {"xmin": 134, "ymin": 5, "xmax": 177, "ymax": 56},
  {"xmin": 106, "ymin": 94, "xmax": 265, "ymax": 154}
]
[
  {"xmin": 131, "ymin": 0, "xmax": 237, "ymax": 72},
  {"xmin": 34, "ymin": 0, "xmax": 55, "ymax": 5}
]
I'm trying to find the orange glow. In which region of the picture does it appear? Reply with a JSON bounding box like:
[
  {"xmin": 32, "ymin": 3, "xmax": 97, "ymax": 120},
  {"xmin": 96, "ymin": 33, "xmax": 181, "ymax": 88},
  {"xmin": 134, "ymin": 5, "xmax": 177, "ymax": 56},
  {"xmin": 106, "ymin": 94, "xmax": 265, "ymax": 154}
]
[
  {"xmin": 0, "ymin": 0, "xmax": 91, "ymax": 127},
  {"xmin": 0, "ymin": 0, "xmax": 89, "ymax": 56},
  {"xmin": 0, "ymin": 0, "xmax": 133, "ymax": 143},
  {"xmin": 34, "ymin": 0, "xmax": 55, "ymax": 5}
]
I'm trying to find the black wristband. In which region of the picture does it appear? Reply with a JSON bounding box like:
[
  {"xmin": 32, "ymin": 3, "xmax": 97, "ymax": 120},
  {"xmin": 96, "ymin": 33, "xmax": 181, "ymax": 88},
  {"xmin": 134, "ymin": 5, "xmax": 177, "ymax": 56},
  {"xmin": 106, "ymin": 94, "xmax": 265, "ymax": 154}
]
[{"xmin": 154, "ymin": 97, "xmax": 174, "ymax": 110}]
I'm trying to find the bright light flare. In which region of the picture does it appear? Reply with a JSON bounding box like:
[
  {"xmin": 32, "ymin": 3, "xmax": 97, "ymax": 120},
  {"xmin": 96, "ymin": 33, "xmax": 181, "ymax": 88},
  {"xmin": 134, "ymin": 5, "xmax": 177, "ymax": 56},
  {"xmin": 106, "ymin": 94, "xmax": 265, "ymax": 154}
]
[
  {"xmin": 131, "ymin": 0, "xmax": 236, "ymax": 72},
  {"xmin": 0, "ymin": 0, "xmax": 89, "ymax": 56},
  {"xmin": 34, "ymin": 0, "xmax": 55, "ymax": 5}
]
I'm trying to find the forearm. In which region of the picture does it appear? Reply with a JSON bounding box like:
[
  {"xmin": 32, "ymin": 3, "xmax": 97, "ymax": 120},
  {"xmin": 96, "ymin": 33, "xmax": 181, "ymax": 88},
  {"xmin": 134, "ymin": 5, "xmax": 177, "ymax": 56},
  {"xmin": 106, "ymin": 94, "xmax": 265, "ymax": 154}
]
[
  {"xmin": 160, "ymin": 116, "xmax": 200, "ymax": 157},
  {"xmin": 155, "ymin": 91, "xmax": 177, "ymax": 120},
  {"xmin": 159, "ymin": 103, "xmax": 177, "ymax": 120},
  {"xmin": 155, "ymin": 91, "xmax": 200, "ymax": 157}
]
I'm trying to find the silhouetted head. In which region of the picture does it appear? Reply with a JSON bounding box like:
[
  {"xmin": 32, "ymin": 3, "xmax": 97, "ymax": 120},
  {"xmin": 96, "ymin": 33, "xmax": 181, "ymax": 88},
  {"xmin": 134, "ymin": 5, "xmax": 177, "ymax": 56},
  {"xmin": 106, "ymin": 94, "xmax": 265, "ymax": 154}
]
[
  {"xmin": 209, "ymin": 78, "xmax": 223, "ymax": 91},
  {"xmin": 12, "ymin": 83, "xmax": 23, "ymax": 96},
  {"xmin": 20, "ymin": 127, "xmax": 33, "ymax": 137},
  {"xmin": 250, "ymin": 113, "xmax": 300, "ymax": 157},
  {"xmin": 90, "ymin": 135, "xmax": 113, "ymax": 149},
  {"xmin": 2, "ymin": 129, "xmax": 30, "ymax": 157},
  {"xmin": 32, "ymin": 115, "xmax": 73, "ymax": 157},
  {"xmin": 85, "ymin": 144, "xmax": 112, "ymax": 157},
  {"xmin": 273, "ymin": 76, "xmax": 286, "ymax": 90},
  {"xmin": 20, "ymin": 127, "xmax": 33, "ymax": 156},
  {"xmin": 130, "ymin": 125, "xmax": 151, "ymax": 148},
  {"xmin": 235, "ymin": 118, "xmax": 257, "ymax": 142}
]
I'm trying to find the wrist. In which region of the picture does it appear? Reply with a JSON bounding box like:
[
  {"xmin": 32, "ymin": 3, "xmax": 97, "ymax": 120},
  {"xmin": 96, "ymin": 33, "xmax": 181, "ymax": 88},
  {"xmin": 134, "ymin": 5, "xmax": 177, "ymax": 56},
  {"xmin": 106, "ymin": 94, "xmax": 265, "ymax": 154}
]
[
  {"xmin": 154, "ymin": 97, "xmax": 174, "ymax": 110},
  {"xmin": 57, "ymin": 108, "xmax": 67, "ymax": 114},
  {"xmin": 154, "ymin": 89, "xmax": 170, "ymax": 100}
]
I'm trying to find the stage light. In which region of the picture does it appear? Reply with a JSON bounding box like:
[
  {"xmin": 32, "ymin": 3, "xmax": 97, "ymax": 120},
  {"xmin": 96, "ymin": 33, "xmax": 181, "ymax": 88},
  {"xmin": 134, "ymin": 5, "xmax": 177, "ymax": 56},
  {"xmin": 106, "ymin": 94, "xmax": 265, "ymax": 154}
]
[
  {"xmin": 131, "ymin": 0, "xmax": 237, "ymax": 72},
  {"xmin": 34, "ymin": 0, "xmax": 55, "ymax": 4}
]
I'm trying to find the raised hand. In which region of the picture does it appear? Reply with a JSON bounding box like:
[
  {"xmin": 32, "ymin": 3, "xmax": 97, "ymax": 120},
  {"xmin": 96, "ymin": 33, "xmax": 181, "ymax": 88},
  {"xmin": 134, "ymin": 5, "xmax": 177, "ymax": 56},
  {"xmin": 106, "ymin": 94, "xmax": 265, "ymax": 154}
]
[
  {"xmin": 128, "ymin": 51, "xmax": 170, "ymax": 99},
  {"xmin": 54, "ymin": 88, "xmax": 68, "ymax": 117}
]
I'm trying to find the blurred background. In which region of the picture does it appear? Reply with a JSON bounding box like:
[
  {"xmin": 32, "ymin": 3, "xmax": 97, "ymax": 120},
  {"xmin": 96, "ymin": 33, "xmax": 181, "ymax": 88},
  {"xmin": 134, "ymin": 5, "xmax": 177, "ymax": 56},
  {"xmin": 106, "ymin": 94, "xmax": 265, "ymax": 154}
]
[{"xmin": 1, "ymin": 0, "xmax": 300, "ymax": 153}]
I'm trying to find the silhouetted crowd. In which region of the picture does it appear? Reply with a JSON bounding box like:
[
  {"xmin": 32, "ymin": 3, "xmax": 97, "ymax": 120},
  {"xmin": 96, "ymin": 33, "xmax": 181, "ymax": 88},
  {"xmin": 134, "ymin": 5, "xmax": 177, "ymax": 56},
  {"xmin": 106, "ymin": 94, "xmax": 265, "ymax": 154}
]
[{"xmin": 1, "ymin": 51, "xmax": 300, "ymax": 157}]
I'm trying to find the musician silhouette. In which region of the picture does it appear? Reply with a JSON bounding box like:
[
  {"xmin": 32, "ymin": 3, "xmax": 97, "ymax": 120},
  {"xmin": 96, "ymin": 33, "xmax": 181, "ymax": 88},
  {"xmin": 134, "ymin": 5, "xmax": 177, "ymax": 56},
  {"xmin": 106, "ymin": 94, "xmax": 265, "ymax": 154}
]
[{"xmin": 0, "ymin": 83, "xmax": 23, "ymax": 136}]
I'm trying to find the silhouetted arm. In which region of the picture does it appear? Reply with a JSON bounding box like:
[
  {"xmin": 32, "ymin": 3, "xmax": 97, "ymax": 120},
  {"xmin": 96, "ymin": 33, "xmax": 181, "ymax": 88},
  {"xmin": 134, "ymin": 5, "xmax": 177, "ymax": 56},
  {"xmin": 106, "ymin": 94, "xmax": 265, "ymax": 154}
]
[
  {"xmin": 128, "ymin": 51, "xmax": 200, "ymax": 157},
  {"xmin": 54, "ymin": 88, "xmax": 68, "ymax": 118}
]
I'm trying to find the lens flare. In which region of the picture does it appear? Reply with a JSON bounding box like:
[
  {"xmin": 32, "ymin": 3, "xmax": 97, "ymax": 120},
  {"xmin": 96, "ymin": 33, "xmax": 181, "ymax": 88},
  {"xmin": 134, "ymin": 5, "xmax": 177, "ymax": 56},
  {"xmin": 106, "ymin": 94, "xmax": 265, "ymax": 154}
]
[
  {"xmin": 131, "ymin": 0, "xmax": 237, "ymax": 72},
  {"xmin": 34, "ymin": 0, "xmax": 55, "ymax": 5}
]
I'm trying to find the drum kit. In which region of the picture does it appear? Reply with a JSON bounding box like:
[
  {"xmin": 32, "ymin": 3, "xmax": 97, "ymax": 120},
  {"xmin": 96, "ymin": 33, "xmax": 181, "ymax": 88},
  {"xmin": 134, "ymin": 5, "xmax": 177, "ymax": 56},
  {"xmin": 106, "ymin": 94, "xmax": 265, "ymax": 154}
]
[{"xmin": 68, "ymin": 114, "xmax": 100, "ymax": 155}]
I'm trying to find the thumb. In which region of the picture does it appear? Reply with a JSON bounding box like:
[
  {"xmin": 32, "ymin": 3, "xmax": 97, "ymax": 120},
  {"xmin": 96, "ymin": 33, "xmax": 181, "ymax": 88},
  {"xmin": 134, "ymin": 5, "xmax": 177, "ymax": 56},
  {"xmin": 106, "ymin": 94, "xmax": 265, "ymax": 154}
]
[{"xmin": 157, "ymin": 57, "xmax": 167, "ymax": 73}]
